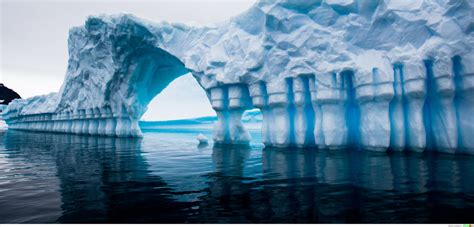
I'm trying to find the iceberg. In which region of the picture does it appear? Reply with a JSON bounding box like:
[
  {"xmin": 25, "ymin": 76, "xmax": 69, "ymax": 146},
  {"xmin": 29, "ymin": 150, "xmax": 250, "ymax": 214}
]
[{"xmin": 2, "ymin": 0, "xmax": 473, "ymax": 154}]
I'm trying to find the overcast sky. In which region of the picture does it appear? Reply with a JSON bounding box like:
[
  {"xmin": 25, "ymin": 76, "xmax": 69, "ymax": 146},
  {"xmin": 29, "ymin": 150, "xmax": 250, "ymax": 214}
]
[{"xmin": 0, "ymin": 0, "xmax": 255, "ymax": 120}]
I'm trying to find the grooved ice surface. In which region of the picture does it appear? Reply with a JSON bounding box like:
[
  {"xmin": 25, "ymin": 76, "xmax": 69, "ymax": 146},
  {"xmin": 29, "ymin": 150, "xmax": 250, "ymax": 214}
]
[{"xmin": 2, "ymin": 0, "xmax": 473, "ymax": 153}]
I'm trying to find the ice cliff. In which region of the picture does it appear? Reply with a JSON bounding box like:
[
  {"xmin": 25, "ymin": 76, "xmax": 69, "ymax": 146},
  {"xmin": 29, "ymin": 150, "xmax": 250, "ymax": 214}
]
[{"xmin": 2, "ymin": 0, "xmax": 473, "ymax": 154}]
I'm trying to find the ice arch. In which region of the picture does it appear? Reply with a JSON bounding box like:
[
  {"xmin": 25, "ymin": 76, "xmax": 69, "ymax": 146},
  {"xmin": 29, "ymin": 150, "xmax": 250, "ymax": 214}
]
[
  {"xmin": 118, "ymin": 48, "xmax": 189, "ymax": 119},
  {"xmin": 105, "ymin": 47, "xmax": 190, "ymax": 136},
  {"xmin": 1, "ymin": 15, "xmax": 254, "ymax": 144},
  {"xmin": 3, "ymin": 45, "xmax": 193, "ymax": 137}
]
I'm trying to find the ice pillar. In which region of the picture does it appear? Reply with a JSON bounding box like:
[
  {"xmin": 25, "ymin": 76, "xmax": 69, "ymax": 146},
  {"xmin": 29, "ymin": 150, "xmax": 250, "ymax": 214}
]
[
  {"xmin": 266, "ymin": 79, "xmax": 292, "ymax": 147},
  {"xmin": 228, "ymin": 86, "xmax": 252, "ymax": 144},
  {"xmin": 454, "ymin": 55, "xmax": 474, "ymax": 154},
  {"xmin": 403, "ymin": 63, "xmax": 427, "ymax": 152},
  {"xmin": 292, "ymin": 77, "xmax": 315, "ymax": 148},
  {"xmin": 104, "ymin": 107, "xmax": 116, "ymax": 136},
  {"xmin": 309, "ymin": 77, "xmax": 324, "ymax": 149},
  {"xmin": 97, "ymin": 107, "xmax": 107, "ymax": 136},
  {"xmin": 210, "ymin": 87, "xmax": 229, "ymax": 143},
  {"xmin": 355, "ymin": 68, "xmax": 394, "ymax": 151},
  {"xmin": 249, "ymin": 81, "xmax": 271, "ymax": 146},
  {"xmin": 311, "ymin": 72, "xmax": 348, "ymax": 149},
  {"xmin": 389, "ymin": 65, "xmax": 406, "ymax": 151},
  {"xmin": 88, "ymin": 108, "xmax": 99, "ymax": 136},
  {"xmin": 210, "ymin": 85, "xmax": 251, "ymax": 145},
  {"xmin": 427, "ymin": 58, "xmax": 458, "ymax": 153}
]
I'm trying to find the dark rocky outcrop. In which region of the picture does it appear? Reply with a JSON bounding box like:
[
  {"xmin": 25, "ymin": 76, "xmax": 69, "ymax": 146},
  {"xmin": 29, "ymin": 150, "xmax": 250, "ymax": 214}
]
[{"xmin": 0, "ymin": 83, "xmax": 21, "ymax": 105}]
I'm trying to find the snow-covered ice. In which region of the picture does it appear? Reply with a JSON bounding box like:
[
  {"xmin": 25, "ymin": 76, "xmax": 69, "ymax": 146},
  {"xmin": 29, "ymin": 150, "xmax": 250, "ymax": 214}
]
[{"xmin": 1, "ymin": 0, "xmax": 473, "ymax": 154}]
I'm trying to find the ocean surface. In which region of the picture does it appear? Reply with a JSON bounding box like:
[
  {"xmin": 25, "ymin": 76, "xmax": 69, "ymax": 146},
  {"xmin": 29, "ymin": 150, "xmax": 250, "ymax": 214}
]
[{"xmin": 0, "ymin": 123, "xmax": 473, "ymax": 223}]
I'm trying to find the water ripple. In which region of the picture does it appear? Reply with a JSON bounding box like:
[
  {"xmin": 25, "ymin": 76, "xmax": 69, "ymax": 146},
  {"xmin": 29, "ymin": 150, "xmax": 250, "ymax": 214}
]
[{"xmin": 0, "ymin": 129, "xmax": 473, "ymax": 223}]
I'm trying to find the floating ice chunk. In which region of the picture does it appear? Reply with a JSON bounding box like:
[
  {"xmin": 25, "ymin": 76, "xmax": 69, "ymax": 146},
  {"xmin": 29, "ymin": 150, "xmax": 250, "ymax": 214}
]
[
  {"xmin": 0, "ymin": 120, "xmax": 7, "ymax": 129},
  {"xmin": 196, "ymin": 133, "xmax": 208, "ymax": 144}
]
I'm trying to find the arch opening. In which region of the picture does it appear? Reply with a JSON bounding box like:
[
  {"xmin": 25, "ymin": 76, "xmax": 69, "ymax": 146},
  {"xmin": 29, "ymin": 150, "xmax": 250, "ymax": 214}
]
[{"xmin": 140, "ymin": 73, "xmax": 215, "ymax": 122}]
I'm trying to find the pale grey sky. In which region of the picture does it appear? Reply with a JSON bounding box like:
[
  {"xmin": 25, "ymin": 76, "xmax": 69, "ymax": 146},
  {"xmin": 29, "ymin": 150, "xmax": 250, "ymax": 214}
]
[{"xmin": 0, "ymin": 0, "xmax": 255, "ymax": 120}]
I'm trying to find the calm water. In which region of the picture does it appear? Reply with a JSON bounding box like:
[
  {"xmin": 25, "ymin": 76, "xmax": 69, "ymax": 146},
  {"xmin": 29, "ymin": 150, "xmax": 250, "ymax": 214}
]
[{"xmin": 0, "ymin": 126, "xmax": 473, "ymax": 223}]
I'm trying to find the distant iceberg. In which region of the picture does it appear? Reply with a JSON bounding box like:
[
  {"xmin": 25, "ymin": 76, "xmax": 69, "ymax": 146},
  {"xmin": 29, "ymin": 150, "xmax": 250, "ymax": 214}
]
[{"xmin": 2, "ymin": 0, "xmax": 473, "ymax": 154}]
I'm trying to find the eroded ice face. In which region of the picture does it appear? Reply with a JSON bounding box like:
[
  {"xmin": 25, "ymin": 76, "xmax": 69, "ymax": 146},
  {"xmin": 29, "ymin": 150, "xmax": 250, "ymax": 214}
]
[{"xmin": 2, "ymin": 0, "xmax": 473, "ymax": 153}]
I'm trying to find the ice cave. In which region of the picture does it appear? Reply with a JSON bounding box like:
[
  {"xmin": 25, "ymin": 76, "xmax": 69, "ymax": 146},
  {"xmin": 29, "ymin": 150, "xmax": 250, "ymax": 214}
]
[{"xmin": 1, "ymin": 0, "xmax": 473, "ymax": 154}]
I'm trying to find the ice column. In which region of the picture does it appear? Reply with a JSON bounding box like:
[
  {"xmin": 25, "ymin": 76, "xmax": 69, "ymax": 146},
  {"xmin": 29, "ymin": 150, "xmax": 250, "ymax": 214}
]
[
  {"xmin": 114, "ymin": 108, "xmax": 141, "ymax": 137},
  {"xmin": 130, "ymin": 118, "xmax": 141, "ymax": 137},
  {"xmin": 293, "ymin": 77, "xmax": 315, "ymax": 148},
  {"xmin": 427, "ymin": 58, "xmax": 458, "ymax": 153},
  {"xmin": 312, "ymin": 72, "xmax": 348, "ymax": 149},
  {"xmin": 88, "ymin": 108, "xmax": 99, "ymax": 135},
  {"xmin": 249, "ymin": 81, "xmax": 271, "ymax": 146},
  {"xmin": 402, "ymin": 63, "xmax": 427, "ymax": 152},
  {"xmin": 389, "ymin": 65, "xmax": 406, "ymax": 151},
  {"xmin": 97, "ymin": 107, "xmax": 107, "ymax": 136},
  {"xmin": 45, "ymin": 114, "xmax": 53, "ymax": 132},
  {"xmin": 309, "ymin": 77, "xmax": 325, "ymax": 149},
  {"xmin": 114, "ymin": 106, "xmax": 141, "ymax": 137},
  {"xmin": 81, "ymin": 109, "xmax": 90, "ymax": 134},
  {"xmin": 65, "ymin": 111, "xmax": 73, "ymax": 133},
  {"xmin": 58, "ymin": 113, "xmax": 65, "ymax": 132},
  {"xmin": 355, "ymin": 68, "xmax": 394, "ymax": 151},
  {"xmin": 210, "ymin": 85, "xmax": 251, "ymax": 145},
  {"xmin": 454, "ymin": 55, "xmax": 474, "ymax": 154},
  {"xmin": 115, "ymin": 116, "xmax": 130, "ymax": 137},
  {"xmin": 266, "ymin": 80, "xmax": 292, "ymax": 147},
  {"xmin": 58, "ymin": 112, "xmax": 65, "ymax": 133},
  {"xmin": 210, "ymin": 87, "xmax": 229, "ymax": 143},
  {"xmin": 104, "ymin": 107, "xmax": 116, "ymax": 136},
  {"xmin": 51, "ymin": 114, "xmax": 58, "ymax": 132},
  {"xmin": 228, "ymin": 85, "xmax": 252, "ymax": 143},
  {"xmin": 72, "ymin": 110, "xmax": 83, "ymax": 134}
]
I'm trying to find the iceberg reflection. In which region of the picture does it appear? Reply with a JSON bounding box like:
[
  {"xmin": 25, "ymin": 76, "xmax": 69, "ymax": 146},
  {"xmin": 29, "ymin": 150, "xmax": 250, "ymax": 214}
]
[{"xmin": 1, "ymin": 130, "xmax": 473, "ymax": 223}]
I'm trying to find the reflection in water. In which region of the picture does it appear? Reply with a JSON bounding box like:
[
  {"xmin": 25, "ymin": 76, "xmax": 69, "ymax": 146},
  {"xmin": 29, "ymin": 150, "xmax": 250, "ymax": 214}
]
[
  {"xmin": 0, "ymin": 130, "xmax": 63, "ymax": 223},
  {"xmin": 194, "ymin": 145, "xmax": 252, "ymax": 223},
  {"xmin": 0, "ymin": 129, "xmax": 473, "ymax": 223},
  {"xmin": 1, "ymin": 131, "xmax": 189, "ymax": 223}
]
